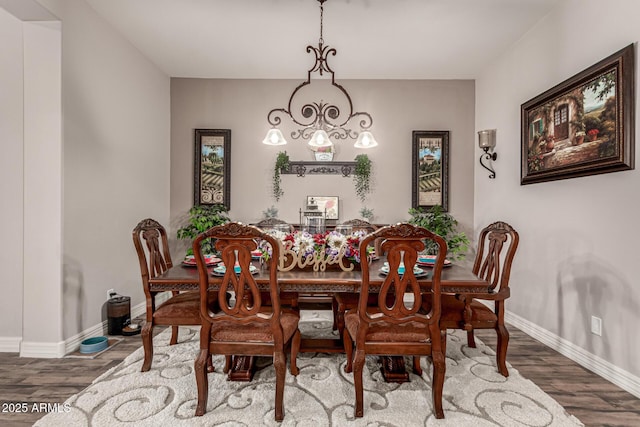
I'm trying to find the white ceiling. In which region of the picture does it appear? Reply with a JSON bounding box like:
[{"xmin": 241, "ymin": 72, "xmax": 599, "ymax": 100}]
[{"xmin": 6, "ymin": 0, "xmax": 562, "ymax": 79}]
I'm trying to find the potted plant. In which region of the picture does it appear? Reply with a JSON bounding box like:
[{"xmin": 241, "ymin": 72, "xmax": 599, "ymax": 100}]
[
  {"xmin": 273, "ymin": 151, "xmax": 290, "ymax": 201},
  {"xmin": 353, "ymin": 154, "xmax": 372, "ymax": 203},
  {"xmin": 262, "ymin": 205, "xmax": 279, "ymax": 219},
  {"xmin": 574, "ymin": 131, "xmax": 586, "ymax": 145},
  {"xmin": 177, "ymin": 204, "xmax": 230, "ymax": 256},
  {"xmin": 407, "ymin": 205, "xmax": 469, "ymax": 260},
  {"xmin": 359, "ymin": 206, "xmax": 374, "ymax": 222}
]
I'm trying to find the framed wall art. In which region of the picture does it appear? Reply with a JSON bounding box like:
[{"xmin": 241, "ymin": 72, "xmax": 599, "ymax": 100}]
[
  {"xmin": 521, "ymin": 44, "xmax": 634, "ymax": 185},
  {"xmin": 306, "ymin": 196, "xmax": 339, "ymax": 220},
  {"xmin": 412, "ymin": 130, "xmax": 449, "ymax": 211},
  {"xmin": 194, "ymin": 129, "xmax": 231, "ymax": 209}
]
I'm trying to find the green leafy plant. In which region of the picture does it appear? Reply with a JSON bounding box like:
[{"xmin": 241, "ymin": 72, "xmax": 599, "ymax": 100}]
[
  {"xmin": 353, "ymin": 154, "xmax": 372, "ymax": 203},
  {"xmin": 359, "ymin": 206, "xmax": 374, "ymax": 222},
  {"xmin": 408, "ymin": 205, "xmax": 469, "ymax": 260},
  {"xmin": 273, "ymin": 151, "xmax": 290, "ymax": 201},
  {"xmin": 262, "ymin": 205, "xmax": 279, "ymax": 219},
  {"xmin": 177, "ymin": 205, "xmax": 230, "ymax": 255}
]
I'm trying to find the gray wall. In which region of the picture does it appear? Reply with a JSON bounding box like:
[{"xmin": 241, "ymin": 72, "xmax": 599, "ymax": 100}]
[
  {"xmin": 170, "ymin": 78, "xmax": 476, "ymax": 256},
  {"xmin": 475, "ymin": 0, "xmax": 640, "ymax": 379},
  {"xmin": 0, "ymin": 7, "xmax": 24, "ymax": 341},
  {"xmin": 0, "ymin": 0, "xmax": 172, "ymax": 349}
]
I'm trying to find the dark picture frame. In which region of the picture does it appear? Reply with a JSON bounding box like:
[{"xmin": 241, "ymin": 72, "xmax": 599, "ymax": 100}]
[
  {"xmin": 194, "ymin": 129, "xmax": 231, "ymax": 209},
  {"xmin": 521, "ymin": 44, "xmax": 634, "ymax": 185},
  {"xmin": 412, "ymin": 130, "xmax": 449, "ymax": 211}
]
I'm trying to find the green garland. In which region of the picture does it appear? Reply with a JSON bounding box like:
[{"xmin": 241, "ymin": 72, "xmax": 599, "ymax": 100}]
[
  {"xmin": 353, "ymin": 154, "xmax": 372, "ymax": 203},
  {"xmin": 273, "ymin": 151, "xmax": 290, "ymax": 201}
]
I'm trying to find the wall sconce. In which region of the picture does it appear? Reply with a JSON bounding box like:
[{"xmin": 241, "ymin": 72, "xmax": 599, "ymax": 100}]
[{"xmin": 478, "ymin": 129, "xmax": 497, "ymax": 179}]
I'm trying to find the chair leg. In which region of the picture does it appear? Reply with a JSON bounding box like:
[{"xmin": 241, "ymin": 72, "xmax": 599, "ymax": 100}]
[
  {"xmin": 207, "ymin": 354, "xmax": 215, "ymax": 373},
  {"xmin": 495, "ymin": 324, "xmax": 510, "ymax": 377},
  {"xmin": 273, "ymin": 350, "xmax": 286, "ymax": 421},
  {"xmin": 223, "ymin": 355, "xmax": 232, "ymax": 373},
  {"xmin": 466, "ymin": 329, "xmax": 476, "ymax": 348},
  {"xmin": 332, "ymin": 297, "xmax": 339, "ymax": 331},
  {"xmin": 353, "ymin": 349, "xmax": 366, "ymax": 418},
  {"xmin": 413, "ymin": 356, "xmax": 422, "ymax": 376},
  {"xmin": 343, "ymin": 329, "xmax": 354, "ymax": 373},
  {"xmin": 431, "ymin": 347, "xmax": 446, "ymax": 419},
  {"xmin": 169, "ymin": 325, "xmax": 179, "ymax": 345},
  {"xmin": 194, "ymin": 348, "xmax": 210, "ymax": 416},
  {"xmin": 141, "ymin": 323, "xmax": 153, "ymax": 372},
  {"xmin": 290, "ymin": 329, "xmax": 301, "ymax": 376}
]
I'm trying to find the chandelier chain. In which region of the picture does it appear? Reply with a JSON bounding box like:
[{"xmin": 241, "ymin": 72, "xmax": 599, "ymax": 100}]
[{"xmin": 319, "ymin": 0, "xmax": 325, "ymax": 44}]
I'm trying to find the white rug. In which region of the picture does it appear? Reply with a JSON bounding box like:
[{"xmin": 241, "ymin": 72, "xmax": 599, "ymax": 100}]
[{"xmin": 36, "ymin": 311, "xmax": 583, "ymax": 426}]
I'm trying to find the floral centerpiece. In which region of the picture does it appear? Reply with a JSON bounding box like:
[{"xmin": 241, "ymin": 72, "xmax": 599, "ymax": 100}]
[{"xmin": 259, "ymin": 229, "xmax": 374, "ymax": 272}]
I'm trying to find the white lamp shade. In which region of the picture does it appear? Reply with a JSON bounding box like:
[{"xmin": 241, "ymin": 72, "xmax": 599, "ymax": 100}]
[
  {"xmin": 354, "ymin": 131, "xmax": 378, "ymax": 148},
  {"xmin": 262, "ymin": 128, "xmax": 287, "ymax": 146},
  {"xmin": 308, "ymin": 129, "xmax": 333, "ymax": 148}
]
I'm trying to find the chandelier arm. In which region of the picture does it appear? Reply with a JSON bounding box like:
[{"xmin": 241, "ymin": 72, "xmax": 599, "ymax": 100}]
[
  {"xmin": 352, "ymin": 112, "xmax": 373, "ymax": 131},
  {"xmin": 267, "ymin": 108, "xmax": 288, "ymax": 127}
]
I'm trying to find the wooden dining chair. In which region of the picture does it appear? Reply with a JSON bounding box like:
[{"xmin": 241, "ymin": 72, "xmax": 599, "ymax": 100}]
[
  {"xmin": 132, "ymin": 218, "xmax": 218, "ymax": 372},
  {"xmin": 424, "ymin": 221, "xmax": 519, "ymax": 377},
  {"xmin": 343, "ymin": 223, "xmax": 448, "ymax": 419},
  {"xmin": 192, "ymin": 222, "xmax": 301, "ymax": 421}
]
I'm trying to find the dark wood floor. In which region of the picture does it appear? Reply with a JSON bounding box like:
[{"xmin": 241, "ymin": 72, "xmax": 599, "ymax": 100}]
[{"xmin": 1, "ymin": 320, "xmax": 638, "ymax": 426}]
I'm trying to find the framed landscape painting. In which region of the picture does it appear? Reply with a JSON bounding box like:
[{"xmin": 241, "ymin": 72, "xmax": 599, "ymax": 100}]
[
  {"xmin": 521, "ymin": 44, "xmax": 634, "ymax": 185},
  {"xmin": 194, "ymin": 129, "xmax": 231, "ymax": 209},
  {"xmin": 412, "ymin": 130, "xmax": 449, "ymax": 211}
]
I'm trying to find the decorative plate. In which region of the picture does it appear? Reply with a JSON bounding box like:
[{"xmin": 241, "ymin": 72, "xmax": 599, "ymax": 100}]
[
  {"xmin": 380, "ymin": 265, "xmax": 427, "ymax": 277},
  {"xmin": 212, "ymin": 264, "xmax": 259, "ymax": 276},
  {"xmin": 182, "ymin": 255, "xmax": 221, "ymax": 267},
  {"xmin": 417, "ymin": 255, "xmax": 452, "ymax": 268}
]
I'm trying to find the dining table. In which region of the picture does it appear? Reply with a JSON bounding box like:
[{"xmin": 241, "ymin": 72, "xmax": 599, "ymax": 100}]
[{"xmin": 150, "ymin": 256, "xmax": 492, "ymax": 382}]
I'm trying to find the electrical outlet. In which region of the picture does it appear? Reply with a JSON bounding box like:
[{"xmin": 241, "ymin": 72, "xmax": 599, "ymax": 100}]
[
  {"xmin": 591, "ymin": 316, "xmax": 602, "ymax": 336},
  {"xmin": 107, "ymin": 288, "xmax": 116, "ymax": 300}
]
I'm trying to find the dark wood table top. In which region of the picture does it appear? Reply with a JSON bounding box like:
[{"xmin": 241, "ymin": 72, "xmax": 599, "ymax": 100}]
[{"xmin": 150, "ymin": 257, "xmax": 491, "ymax": 295}]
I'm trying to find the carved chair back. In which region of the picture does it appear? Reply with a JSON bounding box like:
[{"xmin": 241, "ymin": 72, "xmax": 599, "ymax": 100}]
[
  {"xmin": 132, "ymin": 218, "xmax": 173, "ymax": 292},
  {"xmin": 472, "ymin": 221, "xmax": 519, "ymax": 292},
  {"xmin": 359, "ymin": 223, "xmax": 448, "ymax": 327},
  {"xmin": 193, "ymin": 222, "xmax": 283, "ymax": 335}
]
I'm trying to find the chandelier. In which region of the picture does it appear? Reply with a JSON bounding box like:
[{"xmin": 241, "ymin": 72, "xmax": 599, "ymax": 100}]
[{"xmin": 262, "ymin": 0, "xmax": 378, "ymax": 149}]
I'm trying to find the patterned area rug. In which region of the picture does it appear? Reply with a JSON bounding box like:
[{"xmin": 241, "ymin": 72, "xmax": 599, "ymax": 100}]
[{"xmin": 36, "ymin": 311, "xmax": 583, "ymax": 426}]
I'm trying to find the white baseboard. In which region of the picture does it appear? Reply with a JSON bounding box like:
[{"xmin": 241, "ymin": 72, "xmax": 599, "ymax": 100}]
[
  {"xmin": 506, "ymin": 310, "xmax": 640, "ymax": 399},
  {"xmin": 20, "ymin": 340, "xmax": 66, "ymax": 358},
  {"xmin": 2, "ymin": 294, "xmax": 167, "ymax": 358},
  {"xmin": 62, "ymin": 298, "xmax": 151, "ymax": 355},
  {"xmin": 0, "ymin": 336, "xmax": 22, "ymax": 352}
]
